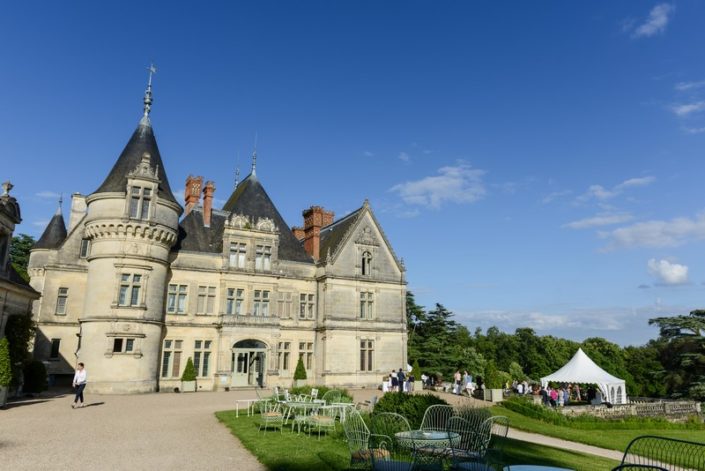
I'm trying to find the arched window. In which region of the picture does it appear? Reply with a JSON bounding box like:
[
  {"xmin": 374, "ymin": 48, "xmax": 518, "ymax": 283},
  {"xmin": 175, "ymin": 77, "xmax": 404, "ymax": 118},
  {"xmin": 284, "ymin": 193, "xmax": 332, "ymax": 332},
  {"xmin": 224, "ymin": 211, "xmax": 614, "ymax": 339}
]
[{"xmin": 361, "ymin": 251, "xmax": 372, "ymax": 276}]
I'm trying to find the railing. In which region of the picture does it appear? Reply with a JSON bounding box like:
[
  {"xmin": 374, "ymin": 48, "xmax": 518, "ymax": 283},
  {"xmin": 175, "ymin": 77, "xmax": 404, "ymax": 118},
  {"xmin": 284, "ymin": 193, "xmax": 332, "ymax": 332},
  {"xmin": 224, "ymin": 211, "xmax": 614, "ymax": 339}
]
[{"xmin": 219, "ymin": 313, "xmax": 280, "ymax": 327}]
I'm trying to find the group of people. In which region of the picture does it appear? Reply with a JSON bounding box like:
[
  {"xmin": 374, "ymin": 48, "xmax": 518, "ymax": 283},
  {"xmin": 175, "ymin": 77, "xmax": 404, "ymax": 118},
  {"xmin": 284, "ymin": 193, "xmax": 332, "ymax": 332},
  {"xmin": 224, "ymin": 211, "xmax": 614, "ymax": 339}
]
[
  {"xmin": 538, "ymin": 383, "xmax": 601, "ymax": 407},
  {"xmin": 384, "ymin": 368, "xmax": 415, "ymax": 393}
]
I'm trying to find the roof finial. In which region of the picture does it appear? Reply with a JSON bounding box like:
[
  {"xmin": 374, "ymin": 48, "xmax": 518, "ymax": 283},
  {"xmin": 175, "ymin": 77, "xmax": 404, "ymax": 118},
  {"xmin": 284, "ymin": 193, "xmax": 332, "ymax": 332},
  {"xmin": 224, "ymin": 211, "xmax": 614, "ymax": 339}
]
[
  {"xmin": 56, "ymin": 194, "xmax": 63, "ymax": 215},
  {"xmin": 1, "ymin": 181, "xmax": 12, "ymax": 196},
  {"xmin": 251, "ymin": 132, "xmax": 258, "ymax": 176},
  {"xmin": 234, "ymin": 152, "xmax": 241, "ymax": 188},
  {"xmin": 142, "ymin": 62, "xmax": 157, "ymax": 122}
]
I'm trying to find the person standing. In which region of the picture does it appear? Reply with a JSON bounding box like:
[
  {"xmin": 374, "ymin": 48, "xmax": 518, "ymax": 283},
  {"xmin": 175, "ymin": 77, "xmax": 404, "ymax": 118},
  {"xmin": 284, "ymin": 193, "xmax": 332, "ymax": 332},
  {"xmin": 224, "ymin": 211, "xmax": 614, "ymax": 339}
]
[
  {"xmin": 72, "ymin": 362, "xmax": 87, "ymax": 408},
  {"xmin": 397, "ymin": 368, "xmax": 406, "ymax": 393},
  {"xmin": 453, "ymin": 370, "xmax": 462, "ymax": 395}
]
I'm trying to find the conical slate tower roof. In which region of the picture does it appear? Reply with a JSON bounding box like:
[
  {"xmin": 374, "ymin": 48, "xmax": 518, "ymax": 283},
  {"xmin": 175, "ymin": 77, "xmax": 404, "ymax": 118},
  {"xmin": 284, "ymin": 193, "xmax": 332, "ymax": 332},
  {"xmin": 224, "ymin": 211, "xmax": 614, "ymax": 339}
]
[
  {"xmin": 93, "ymin": 118, "xmax": 177, "ymax": 204},
  {"xmin": 222, "ymin": 173, "xmax": 312, "ymax": 263},
  {"xmin": 34, "ymin": 205, "xmax": 67, "ymax": 249}
]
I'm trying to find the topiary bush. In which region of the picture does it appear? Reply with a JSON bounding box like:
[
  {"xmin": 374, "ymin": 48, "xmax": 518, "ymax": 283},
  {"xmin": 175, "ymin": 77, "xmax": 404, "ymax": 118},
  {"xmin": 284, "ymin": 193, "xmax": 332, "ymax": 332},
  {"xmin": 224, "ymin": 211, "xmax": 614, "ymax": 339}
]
[
  {"xmin": 484, "ymin": 360, "xmax": 502, "ymax": 389},
  {"xmin": 0, "ymin": 338, "xmax": 12, "ymax": 387},
  {"xmin": 373, "ymin": 392, "xmax": 449, "ymax": 429},
  {"xmin": 181, "ymin": 357, "xmax": 197, "ymax": 382},
  {"xmin": 23, "ymin": 360, "xmax": 48, "ymax": 393},
  {"xmin": 293, "ymin": 357, "xmax": 307, "ymax": 381},
  {"xmin": 411, "ymin": 360, "xmax": 421, "ymax": 381}
]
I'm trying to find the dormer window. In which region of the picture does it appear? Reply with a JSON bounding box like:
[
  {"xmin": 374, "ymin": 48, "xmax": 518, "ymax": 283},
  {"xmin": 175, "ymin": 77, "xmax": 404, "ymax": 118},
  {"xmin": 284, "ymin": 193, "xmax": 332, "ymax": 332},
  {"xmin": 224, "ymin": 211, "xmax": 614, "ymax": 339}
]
[
  {"xmin": 129, "ymin": 186, "xmax": 152, "ymax": 220},
  {"xmin": 255, "ymin": 245, "xmax": 272, "ymax": 271},
  {"xmin": 229, "ymin": 242, "xmax": 246, "ymax": 269},
  {"xmin": 361, "ymin": 251, "xmax": 372, "ymax": 276}
]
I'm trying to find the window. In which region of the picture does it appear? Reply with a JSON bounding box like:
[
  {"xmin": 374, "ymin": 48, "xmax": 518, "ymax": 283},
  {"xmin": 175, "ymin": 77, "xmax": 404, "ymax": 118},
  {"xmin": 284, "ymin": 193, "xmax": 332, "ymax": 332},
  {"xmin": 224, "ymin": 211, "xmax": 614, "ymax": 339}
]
[
  {"xmin": 360, "ymin": 292, "xmax": 374, "ymax": 319},
  {"xmin": 277, "ymin": 342, "xmax": 291, "ymax": 371},
  {"xmin": 299, "ymin": 342, "xmax": 314, "ymax": 370},
  {"xmin": 50, "ymin": 339, "xmax": 61, "ymax": 359},
  {"xmin": 360, "ymin": 340, "xmax": 374, "ymax": 371},
  {"xmin": 118, "ymin": 274, "xmax": 142, "ymax": 306},
  {"xmin": 193, "ymin": 340, "xmax": 212, "ymax": 377},
  {"xmin": 167, "ymin": 284, "xmax": 188, "ymax": 314},
  {"xmin": 299, "ymin": 294, "xmax": 315, "ymax": 319},
  {"xmin": 229, "ymin": 242, "xmax": 247, "ymax": 268},
  {"xmin": 278, "ymin": 342, "xmax": 291, "ymax": 371},
  {"xmin": 361, "ymin": 251, "xmax": 372, "ymax": 276},
  {"xmin": 253, "ymin": 290, "xmax": 270, "ymax": 316},
  {"xmin": 79, "ymin": 238, "xmax": 90, "ymax": 258},
  {"xmin": 255, "ymin": 245, "xmax": 272, "ymax": 271},
  {"xmin": 55, "ymin": 287, "xmax": 69, "ymax": 315},
  {"xmin": 128, "ymin": 186, "xmax": 152, "ymax": 220},
  {"xmin": 226, "ymin": 288, "xmax": 245, "ymax": 315},
  {"xmin": 197, "ymin": 286, "xmax": 216, "ymax": 314},
  {"xmin": 278, "ymin": 292, "xmax": 292, "ymax": 318},
  {"xmin": 112, "ymin": 338, "xmax": 135, "ymax": 353},
  {"xmin": 161, "ymin": 339, "xmax": 183, "ymax": 378}
]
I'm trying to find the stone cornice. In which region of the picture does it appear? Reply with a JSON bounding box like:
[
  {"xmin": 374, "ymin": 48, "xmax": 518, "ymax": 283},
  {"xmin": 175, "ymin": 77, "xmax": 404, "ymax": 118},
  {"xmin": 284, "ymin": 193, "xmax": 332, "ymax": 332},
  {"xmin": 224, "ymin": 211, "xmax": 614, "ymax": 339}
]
[{"xmin": 84, "ymin": 220, "xmax": 177, "ymax": 246}]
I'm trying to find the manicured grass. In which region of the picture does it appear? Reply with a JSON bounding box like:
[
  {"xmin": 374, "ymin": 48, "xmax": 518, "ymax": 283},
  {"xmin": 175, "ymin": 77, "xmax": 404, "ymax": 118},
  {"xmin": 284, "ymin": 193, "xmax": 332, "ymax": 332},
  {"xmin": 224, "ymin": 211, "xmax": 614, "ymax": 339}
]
[
  {"xmin": 216, "ymin": 410, "xmax": 619, "ymax": 470},
  {"xmin": 492, "ymin": 404, "xmax": 705, "ymax": 452}
]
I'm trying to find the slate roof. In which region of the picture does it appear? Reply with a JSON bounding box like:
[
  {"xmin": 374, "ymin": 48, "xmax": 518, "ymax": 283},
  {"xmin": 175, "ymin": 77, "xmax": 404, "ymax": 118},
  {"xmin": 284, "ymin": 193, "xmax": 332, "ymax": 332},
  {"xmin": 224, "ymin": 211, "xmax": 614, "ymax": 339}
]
[
  {"xmin": 33, "ymin": 211, "xmax": 67, "ymax": 249},
  {"xmin": 174, "ymin": 209, "xmax": 227, "ymax": 253},
  {"xmin": 221, "ymin": 174, "xmax": 313, "ymax": 263},
  {"xmin": 174, "ymin": 174, "xmax": 313, "ymax": 263},
  {"xmin": 93, "ymin": 118, "xmax": 178, "ymax": 205},
  {"xmin": 318, "ymin": 206, "xmax": 363, "ymax": 261},
  {"xmin": 0, "ymin": 194, "xmax": 21, "ymax": 224}
]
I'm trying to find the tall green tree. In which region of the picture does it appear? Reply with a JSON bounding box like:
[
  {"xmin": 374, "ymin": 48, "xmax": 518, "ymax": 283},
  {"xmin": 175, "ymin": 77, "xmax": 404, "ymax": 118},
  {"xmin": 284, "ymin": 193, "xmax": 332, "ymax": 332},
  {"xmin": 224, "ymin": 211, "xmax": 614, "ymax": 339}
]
[{"xmin": 9, "ymin": 234, "xmax": 34, "ymax": 282}]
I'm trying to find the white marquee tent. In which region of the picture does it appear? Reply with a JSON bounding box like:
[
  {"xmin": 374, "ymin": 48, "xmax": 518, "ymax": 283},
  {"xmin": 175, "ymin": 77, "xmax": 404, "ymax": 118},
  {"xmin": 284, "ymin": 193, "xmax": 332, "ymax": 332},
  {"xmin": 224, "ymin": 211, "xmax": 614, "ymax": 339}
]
[{"xmin": 540, "ymin": 348, "xmax": 627, "ymax": 404}]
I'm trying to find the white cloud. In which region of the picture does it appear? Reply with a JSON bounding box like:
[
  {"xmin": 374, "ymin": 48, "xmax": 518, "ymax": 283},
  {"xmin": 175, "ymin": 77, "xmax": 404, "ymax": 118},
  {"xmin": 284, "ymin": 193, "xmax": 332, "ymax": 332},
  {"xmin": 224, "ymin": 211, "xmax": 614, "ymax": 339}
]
[
  {"xmin": 32, "ymin": 219, "xmax": 50, "ymax": 227},
  {"xmin": 35, "ymin": 191, "xmax": 61, "ymax": 199},
  {"xmin": 389, "ymin": 162, "xmax": 486, "ymax": 209},
  {"xmin": 684, "ymin": 127, "xmax": 705, "ymax": 134},
  {"xmin": 647, "ymin": 258, "xmax": 689, "ymax": 285},
  {"xmin": 541, "ymin": 190, "xmax": 572, "ymax": 204},
  {"xmin": 599, "ymin": 211, "xmax": 705, "ymax": 250},
  {"xmin": 578, "ymin": 176, "xmax": 655, "ymax": 202},
  {"xmin": 398, "ymin": 152, "xmax": 410, "ymax": 162},
  {"xmin": 563, "ymin": 212, "xmax": 633, "ymax": 229},
  {"xmin": 671, "ymin": 101, "xmax": 705, "ymax": 117},
  {"xmin": 632, "ymin": 3, "xmax": 674, "ymax": 38},
  {"xmin": 675, "ymin": 80, "xmax": 705, "ymax": 91}
]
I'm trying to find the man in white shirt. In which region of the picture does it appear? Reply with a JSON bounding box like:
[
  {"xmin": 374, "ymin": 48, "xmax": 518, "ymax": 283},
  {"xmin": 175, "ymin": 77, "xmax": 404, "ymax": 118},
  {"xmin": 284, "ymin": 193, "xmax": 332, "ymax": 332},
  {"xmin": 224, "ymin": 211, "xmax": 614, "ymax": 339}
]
[{"xmin": 72, "ymin": 362, "xmax": 87, "ymax": 408}]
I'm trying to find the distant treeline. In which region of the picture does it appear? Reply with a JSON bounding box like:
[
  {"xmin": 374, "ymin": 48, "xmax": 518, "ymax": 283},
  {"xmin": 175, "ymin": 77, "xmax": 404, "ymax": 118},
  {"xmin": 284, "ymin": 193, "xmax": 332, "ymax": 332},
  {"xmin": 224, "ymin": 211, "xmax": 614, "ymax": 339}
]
[{"xmin": 406, "ymin": 292, "xmax": 705, "ymax": 401}]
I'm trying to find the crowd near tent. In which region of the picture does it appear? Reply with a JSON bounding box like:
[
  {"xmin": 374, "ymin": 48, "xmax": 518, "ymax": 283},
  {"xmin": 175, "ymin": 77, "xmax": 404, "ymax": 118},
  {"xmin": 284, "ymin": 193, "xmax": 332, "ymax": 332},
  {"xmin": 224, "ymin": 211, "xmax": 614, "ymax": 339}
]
[{"xmin": 540, "ymin": 348, "xmax": 627, "ymax": 404}]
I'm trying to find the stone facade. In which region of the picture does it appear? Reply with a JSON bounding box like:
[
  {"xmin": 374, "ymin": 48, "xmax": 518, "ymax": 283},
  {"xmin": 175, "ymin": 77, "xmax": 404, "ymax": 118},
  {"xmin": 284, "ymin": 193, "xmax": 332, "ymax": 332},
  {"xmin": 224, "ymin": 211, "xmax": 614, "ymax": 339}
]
[{"xmin": 29, "ymin": 97, "xmax": 407, "ymax": 394}]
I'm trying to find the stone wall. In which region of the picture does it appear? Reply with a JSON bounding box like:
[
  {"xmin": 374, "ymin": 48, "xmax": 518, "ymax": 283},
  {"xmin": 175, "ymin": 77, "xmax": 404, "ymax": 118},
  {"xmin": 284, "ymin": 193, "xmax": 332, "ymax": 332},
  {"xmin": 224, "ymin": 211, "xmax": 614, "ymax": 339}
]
[{"xmin": 558, "ymin": 400, "xmax": 702, "ymax": 423}]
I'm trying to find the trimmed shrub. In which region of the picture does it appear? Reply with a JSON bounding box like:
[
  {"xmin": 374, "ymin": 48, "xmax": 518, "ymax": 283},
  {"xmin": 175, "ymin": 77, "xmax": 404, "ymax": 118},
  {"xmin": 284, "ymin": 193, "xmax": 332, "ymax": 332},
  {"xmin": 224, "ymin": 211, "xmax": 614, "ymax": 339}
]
[
  {"xmin": 455, "ymin": 403, "xmax": 492, "ymax": 424},
  {"xmin": 411, "ymin": 360, "xmax": 421, "ymax": 381},
  {"xmin": 0, "ymin": 338, "xmax": 11, "ymax": 387},
  {"xmin": 289, "ymin": 385, "xmax": 353, "ymax": 402},
  {"xmin": 23, "ymin": 360, "xmax": 48, "ymax": 393},
  {"xmin": 485, "ymin": 360, "xmax": 502, "ymax": 389},
  {"xmin": 293, "ymin": 357, "xmax": 307, "ymax": 381},
  {"xmin": 373, "ymin": 392, "xmax": 449, "ymax": 429},
  {"xmin": 181, "ymin": 357, "xmax": 197, "ymax": 382}
]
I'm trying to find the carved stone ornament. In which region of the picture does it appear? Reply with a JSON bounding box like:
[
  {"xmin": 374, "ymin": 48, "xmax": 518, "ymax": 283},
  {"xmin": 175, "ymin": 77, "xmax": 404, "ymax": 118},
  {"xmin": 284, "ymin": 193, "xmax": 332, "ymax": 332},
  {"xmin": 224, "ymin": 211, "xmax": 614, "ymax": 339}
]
[
  {"xmin": 356, "ymin": 225, "xmax": 378, "ymax": 246},
  {"xmin": 128, "ymin": 152, "xmax": 159, "ymax": 181},
  {"xmin": 227, "ymin": 213, "xmax": 249, "ymax": 229},
  {"xmin": 255, "ymin": 217, "xmax": 276, "ymax": 232}
]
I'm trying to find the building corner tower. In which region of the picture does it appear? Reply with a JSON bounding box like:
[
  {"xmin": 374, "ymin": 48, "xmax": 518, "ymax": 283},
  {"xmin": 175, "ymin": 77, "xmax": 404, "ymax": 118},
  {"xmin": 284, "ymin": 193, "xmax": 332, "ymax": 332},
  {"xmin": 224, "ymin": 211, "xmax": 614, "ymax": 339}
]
[{"xmin": 79, "ymin": 74, "xmax": 182, "ymax": 393}]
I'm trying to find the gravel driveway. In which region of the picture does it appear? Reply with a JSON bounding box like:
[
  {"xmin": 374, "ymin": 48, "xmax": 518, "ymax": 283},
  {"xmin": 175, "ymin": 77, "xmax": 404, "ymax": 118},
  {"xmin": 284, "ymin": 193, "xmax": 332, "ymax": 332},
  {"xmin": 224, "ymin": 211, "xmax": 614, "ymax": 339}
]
[{"xmin": 1, "ymin": 389, "xmax": 266, "ymax": 471}]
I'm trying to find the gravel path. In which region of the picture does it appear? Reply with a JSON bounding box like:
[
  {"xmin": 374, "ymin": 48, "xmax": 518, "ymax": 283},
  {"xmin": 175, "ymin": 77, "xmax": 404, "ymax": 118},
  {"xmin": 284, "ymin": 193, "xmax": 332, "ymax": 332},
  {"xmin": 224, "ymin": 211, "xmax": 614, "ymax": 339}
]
[{"xmin": 1, "ymin": 389, "xmax": 266, "ymax": 471}]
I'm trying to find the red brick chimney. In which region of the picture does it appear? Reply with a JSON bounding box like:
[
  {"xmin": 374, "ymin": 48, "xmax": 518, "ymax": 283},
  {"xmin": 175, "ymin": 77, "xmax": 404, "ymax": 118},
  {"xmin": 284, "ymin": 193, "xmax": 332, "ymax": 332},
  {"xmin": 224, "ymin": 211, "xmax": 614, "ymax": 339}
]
[
  {"xmin": 184, "ymin": 175, "xmax": 203, "ymax": 215},
  {"xmin": 202, "ymin": 181, "xmax": 215, "ymax": 227},
  {"xmin": 302, "ymin": 206, "xmax": 334, "ymax": 261},
  {"xmin": 292, "ymin": 226, "xmax": 305, "ymax": 240}
]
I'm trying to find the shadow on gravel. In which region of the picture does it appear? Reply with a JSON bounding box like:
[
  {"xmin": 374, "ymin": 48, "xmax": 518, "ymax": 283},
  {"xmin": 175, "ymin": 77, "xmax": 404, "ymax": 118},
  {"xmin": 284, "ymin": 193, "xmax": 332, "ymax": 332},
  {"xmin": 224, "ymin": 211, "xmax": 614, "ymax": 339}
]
[
  {"xmin": 2, "ymin": 399, "xmax": 50, "ymax": 410},
  {"xmin": 83, "ymin": 401, "xmax": 105, "ymax": 408}
]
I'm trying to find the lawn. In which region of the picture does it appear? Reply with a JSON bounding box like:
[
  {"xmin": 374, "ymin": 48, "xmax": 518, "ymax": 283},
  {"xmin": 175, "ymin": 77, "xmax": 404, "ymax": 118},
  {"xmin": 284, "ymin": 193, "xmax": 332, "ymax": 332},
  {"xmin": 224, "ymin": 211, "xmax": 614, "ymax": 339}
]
[
  {"xmin": 216, "ymin": 410, "xmax": 619, "ymax": 470},
  {"xmin": 492, "ymin": 404, "xmax": 705, "ymax": 452}
]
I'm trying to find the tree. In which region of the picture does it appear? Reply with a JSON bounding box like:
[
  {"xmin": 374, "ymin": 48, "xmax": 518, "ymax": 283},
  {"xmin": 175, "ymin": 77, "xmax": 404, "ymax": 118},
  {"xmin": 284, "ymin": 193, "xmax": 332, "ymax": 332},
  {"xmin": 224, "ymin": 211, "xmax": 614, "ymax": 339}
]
[
  {"xmin": 649, "ymin": 309, "xmax": 705, "ymax": 400},
  {"xmin": 9, "ymin": 234, "xmax": 34, "ymax": 282},
  {"xmin": 3, "ymin": 314, "xmax": 35, "ymax": 387},
  {"xmin": 293, "ymin": 357, "xmax": 307, "ymax": 381},
  {"xmin": 0, "ymin": 338, "xmax": 11, "ymax": 387},
  {"xmin": 181, "ymin": 357, "xmax": 197, "ymax": 382}
]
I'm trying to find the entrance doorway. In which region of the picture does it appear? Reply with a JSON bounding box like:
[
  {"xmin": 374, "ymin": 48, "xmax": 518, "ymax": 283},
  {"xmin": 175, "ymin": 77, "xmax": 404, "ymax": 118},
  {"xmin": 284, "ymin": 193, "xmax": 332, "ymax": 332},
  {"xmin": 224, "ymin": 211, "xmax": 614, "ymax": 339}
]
[{"xmin": 231, "ymin": 339, "xmax": 267, "ymax": 387}]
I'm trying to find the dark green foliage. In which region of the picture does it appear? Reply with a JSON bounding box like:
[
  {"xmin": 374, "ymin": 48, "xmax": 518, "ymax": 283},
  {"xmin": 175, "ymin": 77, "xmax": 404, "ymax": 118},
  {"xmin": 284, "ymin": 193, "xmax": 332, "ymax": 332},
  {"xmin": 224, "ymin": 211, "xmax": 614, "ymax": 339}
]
[
  {"xmin": 373, "ymin": 392, "xmax": 449, "ymax": 429},
  {"xmin": 3, "ymin": 314, "xmax": 34, "ymax": 387},
  {"xmin": 411, "ymin": 359, "xmax": 421, "ymax": 380},
  {"xmin": 484, "ymin": 360, "xmax": 502, "ymax": 389},
  {"xmin": 293, "ymin": 357, "xmax": 307, "ymax": 380},
  {"xmin": 0, "ymin": 338, "xmax": 11, "ymax": 387},
  {"xmin": 181, "ymin": 357, "xmax": 197, "ymax": 381},
  {"xmin": 499, "ymin": 397, "xmax": 705, "ymax": 430},
  {"xmin": 9, "ymin": 234, "xmax": 34, "ymax": 282},
  {"xmin": 455, "ymin": 403, "xmax": 492, "ymax": 423},
  {"xmin": 289, "ymin": 385, "xmax": 353, "ymax": 402},
  {"xmin": 23, "ymin": 360, "xmax": 48, "ymax": 393}
]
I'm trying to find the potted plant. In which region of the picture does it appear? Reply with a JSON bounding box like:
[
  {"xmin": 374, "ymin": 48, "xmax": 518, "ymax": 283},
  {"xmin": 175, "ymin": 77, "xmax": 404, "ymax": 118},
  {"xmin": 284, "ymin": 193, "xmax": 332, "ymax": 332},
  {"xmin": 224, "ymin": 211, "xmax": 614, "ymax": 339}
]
[
  {"xmin": 411, "ymin": 360, "xmax": 423, "ymax": 391},
  {"xmin": 0, "ymin": 338, "xmax": 12, "ymax": 407},
  {"xmin": 483, "ymin": 360, "xmax": 504, "ymax": 403},
  {"xmin": 181, "ymin": 357, "xmax": 197, "ymax": 393},
  {"xmin": 293, "ymin": 357, "xmax": 307, "ymax": 387}
]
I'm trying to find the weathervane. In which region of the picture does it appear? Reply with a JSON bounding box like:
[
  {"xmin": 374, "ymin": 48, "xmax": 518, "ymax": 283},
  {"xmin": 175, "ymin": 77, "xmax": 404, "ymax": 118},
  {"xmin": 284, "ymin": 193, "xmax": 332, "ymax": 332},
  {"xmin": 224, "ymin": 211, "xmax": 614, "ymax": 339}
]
[
  {"xmin": 143, "ymin": 62, "xmax": 157, "ymax": 118},
  {"xmin": 251, "ymin": 133, "xmax": 258, "ymax": 176}
]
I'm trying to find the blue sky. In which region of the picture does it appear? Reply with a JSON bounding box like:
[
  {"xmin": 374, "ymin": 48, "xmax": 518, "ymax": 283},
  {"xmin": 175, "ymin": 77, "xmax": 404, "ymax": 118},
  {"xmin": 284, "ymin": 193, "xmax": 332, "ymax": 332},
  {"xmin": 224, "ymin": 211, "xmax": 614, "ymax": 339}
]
[{"xmin": 3, "ymin": 2, "xmax": 705, "ymax": 346}]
